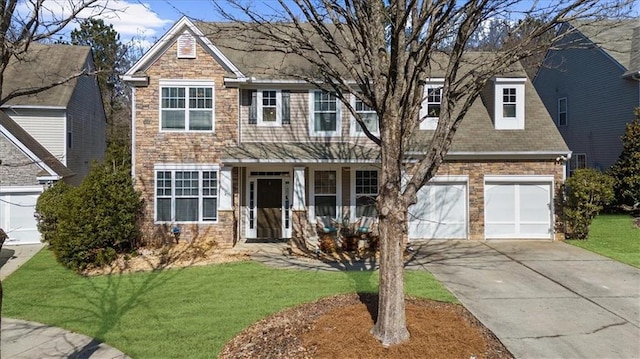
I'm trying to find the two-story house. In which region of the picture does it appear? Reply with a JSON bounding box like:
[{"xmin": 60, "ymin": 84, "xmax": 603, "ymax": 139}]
[
  {"xmin": 0, "ymin": 43, "xmax": 106, "ymax": 245},
  {"xmin": 124, "ymin": 17, "xmax": 570, "ymax": 248},
  {"xmin": 534, "ymin": 19, "xmax": 640, "ymax": 176}
]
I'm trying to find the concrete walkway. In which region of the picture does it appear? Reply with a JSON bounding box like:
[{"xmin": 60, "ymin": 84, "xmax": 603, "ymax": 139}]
[
  {"xmin": 405, "ymin": 240, "xmax": 640, "ymax": 359},
  {"xmin": 0, "ymin": 244, "xmax": 131, "ymax": 359}
]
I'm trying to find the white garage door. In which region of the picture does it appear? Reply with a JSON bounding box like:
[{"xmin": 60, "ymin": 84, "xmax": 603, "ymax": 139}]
[
  {"xmin": 485, "ymin": 183, "xmax": 552, "ymax": 239},
  {"xmin": 0, "ymin": 191, "xmax": 41, "ymax": 245},
  {"xmin": 408, "ymin": 183, "xmax": 467, "ymax": 239}
]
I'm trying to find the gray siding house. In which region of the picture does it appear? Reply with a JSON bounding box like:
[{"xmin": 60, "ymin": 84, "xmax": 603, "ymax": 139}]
[
  {"xmin": 534, "ymin": 20, "xmax": 640, "ymax": 175},
  {"xmin": 0, "ymin": 43, "xmax": 106, "ymax": 245}
]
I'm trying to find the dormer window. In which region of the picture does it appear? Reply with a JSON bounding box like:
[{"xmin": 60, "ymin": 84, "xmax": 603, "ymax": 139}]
[
  {"xmin": 494, "ymin": 78, "xmax": 526, "ymax": 130},
  {"xmin": 502, "ymin": 88, "xmax": 517, "ymax": 117},
  {"xmin": 420, "ymin": 79, "xmax": 444, "ymax": 130}
]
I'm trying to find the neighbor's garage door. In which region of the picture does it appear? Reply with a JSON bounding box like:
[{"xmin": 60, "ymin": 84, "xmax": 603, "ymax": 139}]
[
  {"xmin": 485, "ymin": 182, "xmax": 552, "ymax": 239},
  {"xmin": 0, "ymin": 191, "xmax": 41, "ymax": 245},
  {"xmin": 408, "ymin": 183, "xmax": 467, "ymax": 239}
]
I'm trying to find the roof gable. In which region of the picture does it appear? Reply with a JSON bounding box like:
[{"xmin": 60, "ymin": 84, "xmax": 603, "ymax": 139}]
[
  {"xmin": 0, "ymin": 110, "xmax": 73, "ymax": 179},
  {"xmin": 124, "ymin": 17, "xmax": 245, "ymax": 81},
  {"xmin": 569, "ymin": 19, "xmax": 640, "ymax": 72}
]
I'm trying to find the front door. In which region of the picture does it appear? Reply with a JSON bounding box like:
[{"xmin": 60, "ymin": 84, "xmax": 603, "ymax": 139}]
[{"xmin": 257, "ymin": 178, "xmax": 283, "ymax": 238}]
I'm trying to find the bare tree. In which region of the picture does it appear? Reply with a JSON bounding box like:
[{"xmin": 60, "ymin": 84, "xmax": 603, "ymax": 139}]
[
  {"xmin": 212, "ymin": 0, "xmax": 634, "ymax": 346},
  {"xmin": 0, "ymin": 0, "xmax": 112, "ymax": 104}
]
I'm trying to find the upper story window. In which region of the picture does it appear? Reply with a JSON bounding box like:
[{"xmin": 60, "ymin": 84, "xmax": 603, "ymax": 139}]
[
  {"xmin": 160, "ymin": 80, "xmax": 214, "ymax": 132},
  {"xmin": 351, "ymin": 94, "xmax": 379, "ymax": 136},
  {"xmin": 248, "ymin": 90, "xmax": 290, "ymax": 125},
  {"xmin": 155, "ymin": 167, "xmax": 218, "ymax": 223},
  {"xmin": 502, "ymin": 88, "xmax": 517, "ymax": 118},
  {"xmin": 557, "ymin": 97, "xmax": 568, "ymax": 126},
  {"xmin": 309, "ymin": 90, "xmax": 341, "ymax": 136},
  {"xmin": 420, "ymin": 80, "xmax": 444, "ymax": 130},
  {"xmin": 493, "ymin": 78, "xmax": 526, "ymax": 130}
]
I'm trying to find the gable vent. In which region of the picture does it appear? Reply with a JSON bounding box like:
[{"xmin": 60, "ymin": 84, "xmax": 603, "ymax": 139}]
[{"xmin": 177, "ymin": 31, "xmax": 196, "ymax": 59}]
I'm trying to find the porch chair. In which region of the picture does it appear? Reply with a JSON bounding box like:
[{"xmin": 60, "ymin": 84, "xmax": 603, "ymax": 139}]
[{"xmin": 316, "ymin": 216, "xmax": 339, "ymax": 252}]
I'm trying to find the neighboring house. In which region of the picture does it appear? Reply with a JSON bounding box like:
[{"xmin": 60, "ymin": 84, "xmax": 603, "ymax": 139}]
[
  {"xmin": 0, "ymin": 43, "xmax": 106, "ymax": 245},
  {"xmin": 534, "ymin": 20, "xmax": 640, "ymax": 176},
  {"xmin": 123, "ymin": 17, "xmax": 570, "ymax": 247}
]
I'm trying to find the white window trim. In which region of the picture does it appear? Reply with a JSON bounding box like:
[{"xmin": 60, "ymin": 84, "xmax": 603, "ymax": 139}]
[
  {"xmin": 420, "ymin": 79, "xmax": 444, "ymax": 130},
  {"xmin": 494, "ymin": 78, "xmax": 526, "ymax": 130},
  {"xmin": 350, "ymin": 167, "xmax": 379, "ymax": 221},
  {"xmin": 158, "ymin": 79, "xmax": 215, "ymax": 132},
  {"xmin": 309, "ymin": 167, "xmax": 342, "ymax": 221},
  {"xmin": 257, "ymin": 89, "xmax": 282, "ymax": 127},
  {"xmin": 153, "ymin": 164, "xmax": 220, "ymax": 224},
  {"xmin": 349, "ymin": 94, "xmax": 379, "ymax": 136},
  {"xmin": 557, "ymin": 97, "xmax": 568, "ymax": 126},
  {"xmin": 309, "ymin": 90, "xmax": 342, "ymax": 137}
]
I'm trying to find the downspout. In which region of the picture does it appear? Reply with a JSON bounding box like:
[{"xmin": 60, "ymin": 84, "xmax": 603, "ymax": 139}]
[{"xmin": 131, "ymin": 87, "xmax": 136, "ymax": 181}]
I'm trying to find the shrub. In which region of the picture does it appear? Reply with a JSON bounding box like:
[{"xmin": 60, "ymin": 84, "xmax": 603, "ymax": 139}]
[
  {"xmin": 563, "ymin": 168, "xmax": 614, "ymax": 239},
  {"xmin": 35, "ymin": 144, "xmax": 143, "ymax": 271},
  {"xmin": 35, "ymin": 181, "xmax": 71, "ymax": 244},
  {"xmin": 608, "ymin": 108, "xmax": 640, "ymax": 209}
]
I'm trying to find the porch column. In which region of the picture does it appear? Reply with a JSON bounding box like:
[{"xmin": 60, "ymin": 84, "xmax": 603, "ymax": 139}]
[
  {"xmin": 293, "ymin": 166, "xmax": 306, "ymax": 210},
  {"xmin": 219, "ymin": 166, "xmax": 233, "ymax": 210}
]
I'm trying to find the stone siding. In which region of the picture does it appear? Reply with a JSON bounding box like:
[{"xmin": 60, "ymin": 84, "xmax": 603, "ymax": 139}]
[
  {"xmin": 0, "ymin": 133, "xmax": 41, "ymax": 186},
  {"xmin": 133, "ymin": 38, "xmax": 238, "ymax": 247}
]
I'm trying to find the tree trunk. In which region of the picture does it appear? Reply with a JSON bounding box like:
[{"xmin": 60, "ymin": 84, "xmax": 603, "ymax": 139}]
[
  {"xmin": 371, "ymin": 161, "xmax": 410, "ymax": 346},
  {"xmin": 371, "ymin": 211, "xmax": 409, "ymax": 346}
]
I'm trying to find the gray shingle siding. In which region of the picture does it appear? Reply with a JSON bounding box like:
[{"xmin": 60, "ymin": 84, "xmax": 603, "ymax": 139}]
[{"xmin": 534, "ymin": 30, "xmax": 640, "ymax": 171}]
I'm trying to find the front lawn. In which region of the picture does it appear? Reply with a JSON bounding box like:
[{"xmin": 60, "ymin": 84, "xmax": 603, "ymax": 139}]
[
  {"xmin": 2, "ymin": 249, "xmax": 456, "ymax": 358},
  {"xmin": 568, "ymin": 214, "xmax": 640, "ymax": 268}
]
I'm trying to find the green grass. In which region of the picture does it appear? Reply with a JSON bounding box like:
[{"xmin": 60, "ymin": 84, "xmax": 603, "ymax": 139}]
[
  {"xmin": 3, "ymin": 249, "xmax": 456, "ymax": 358},
  {"xmin": 568, "ymin": 214, "xmax": 640, "ymax": 268}
]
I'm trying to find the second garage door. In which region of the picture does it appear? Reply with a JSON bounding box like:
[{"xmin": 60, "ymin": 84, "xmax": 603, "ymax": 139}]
[
  {"xmin": 485, "ymin": 182, "xmax": 552, "ymax": 239},
  {"xmin": 408, "ymin": 183, "xmax": 467, "ymax": 239}
]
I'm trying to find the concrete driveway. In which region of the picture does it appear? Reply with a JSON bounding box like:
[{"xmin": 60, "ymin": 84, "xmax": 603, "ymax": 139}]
[{"xmin": 407, "ymin": 240, "xmax": 640, "ymax": 359}]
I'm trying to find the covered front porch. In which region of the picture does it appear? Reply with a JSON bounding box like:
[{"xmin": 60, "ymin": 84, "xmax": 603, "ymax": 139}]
[{"xmin": 223, "ymin": 142, "xmax": 382, "ymax": 247}]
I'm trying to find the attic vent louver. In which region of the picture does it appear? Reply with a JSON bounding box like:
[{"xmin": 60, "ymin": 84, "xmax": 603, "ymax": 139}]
[{"xmin": 177, "ymin": 31, "xmax": 196, "ymax": 59}]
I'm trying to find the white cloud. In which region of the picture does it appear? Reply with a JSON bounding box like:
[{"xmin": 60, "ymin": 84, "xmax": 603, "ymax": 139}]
[{"xmin": 16, "ymin": 0, "xmax": 173, "ymax": 43}]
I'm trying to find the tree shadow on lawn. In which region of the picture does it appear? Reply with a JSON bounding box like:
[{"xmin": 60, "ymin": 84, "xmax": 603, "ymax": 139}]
[{"xmin": 27, "ymin": 240, "xmax": 215, "ymax": 359}]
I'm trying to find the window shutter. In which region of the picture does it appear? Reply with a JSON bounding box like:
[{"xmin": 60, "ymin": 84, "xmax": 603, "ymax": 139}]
[
  {"xmin": 282, "ymin": 90, "xmax": 291, "ymax": 124},
  {"xmin": 249, "ymin": 90, "xmax": 257, "ymax": 124}
]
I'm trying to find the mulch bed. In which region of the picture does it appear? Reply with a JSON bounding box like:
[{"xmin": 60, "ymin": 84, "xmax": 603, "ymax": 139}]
[{"xmin": 219, "ymin": 293, "xmax": 513, "ymax": 359}]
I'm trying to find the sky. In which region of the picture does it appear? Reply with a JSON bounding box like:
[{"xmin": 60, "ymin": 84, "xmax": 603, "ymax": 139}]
[{"xmin": 45, "ymin": 0, "xmax": 640, "ymax": 50}]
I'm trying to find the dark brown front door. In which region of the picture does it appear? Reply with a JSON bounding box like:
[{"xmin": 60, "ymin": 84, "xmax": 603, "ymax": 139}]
[{"xmin": 257, "ymin": 179, "xmax": 282, "ymax": 238}]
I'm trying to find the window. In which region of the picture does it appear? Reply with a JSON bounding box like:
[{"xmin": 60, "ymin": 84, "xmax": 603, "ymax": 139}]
[
  {"xmin": 314, "ymin": 170, "xmax": 337, "ymax": 218},
  {"xmin": 351, "ymin": 95, "xmax": 379, "ymax": 135},
  {"xmin": 569, "ymin": 153, "xmax": 587, "ymax": 177},
  {"xmin": 420, "ymin": 81, "xmax": 444, "ymax": 130},
  {"xmin": 494, "ymin": 78, "xmax": 526, "ymax": 130},
  {"xmin": 155, "ymin": 168, "xmax": 218, "ymax": 222},
  {"xmin": 502, "ymin": 88, "xmax": 517, "ymax": 118},
  {"xmin": 160, "ymin": 82, "xmax": 214, "ymax": 131},
  {"xmin": 355, "ymin": 170, "xmax": 378, "ymax": 217},
  {"xmin": 67, "ymin": 131, "xmax": 72, "ymax": 149},
  {"xmin": 426, "ymin": 87, "xmax": 442, "ymax": 118},
  {"xmin": 557, "ymin": 98, "xmax": 567, "ymax": 126},
  {"xmin": 310, "ymin": 90, "xmax": 341, "ymax": 136},
  {"xmin": 256, "ymin": 90, "xmax": 282, "ymax": 126}
]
